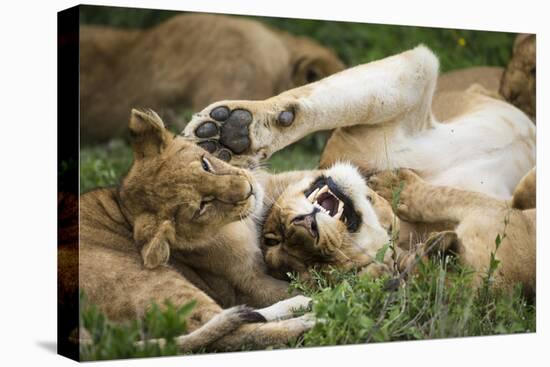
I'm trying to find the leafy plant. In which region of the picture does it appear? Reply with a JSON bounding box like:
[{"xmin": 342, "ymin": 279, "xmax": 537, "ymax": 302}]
[
  {"xmin": 80, "ymin": 292, "xmax": 196, "ymax": 361},
  {"xmin": 290, "ymin": 257, "xmax": 534, "ymax": 347}
]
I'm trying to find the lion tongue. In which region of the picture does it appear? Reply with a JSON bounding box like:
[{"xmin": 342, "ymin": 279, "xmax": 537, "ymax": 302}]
[{"xmin": 317, "ymin": 192, "xmax": 338, "ymax": 216}]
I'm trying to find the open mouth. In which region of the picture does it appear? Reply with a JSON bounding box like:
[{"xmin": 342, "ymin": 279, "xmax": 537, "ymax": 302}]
[
  {"xmin": 308, "ymin": 185, "xmax": 344, "ymax": 220},
  {"xmin": 304, "ymin": 176, "xmax": 361, "ymax": 233}
]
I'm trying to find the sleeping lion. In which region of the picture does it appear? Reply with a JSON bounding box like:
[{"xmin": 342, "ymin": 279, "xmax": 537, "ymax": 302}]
[{"xmin": 80, "ymin": 13, "xmax": 344, "ymax": 143}]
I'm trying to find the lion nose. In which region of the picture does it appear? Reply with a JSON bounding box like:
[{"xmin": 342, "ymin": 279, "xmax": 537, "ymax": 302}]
[{"xmin": 292, "ymin": 209, "xmax": 319, "ymax": 238}]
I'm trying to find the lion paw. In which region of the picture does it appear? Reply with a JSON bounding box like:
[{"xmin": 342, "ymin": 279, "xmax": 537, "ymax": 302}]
[
  {"xmin": 183, "ymin": 101, "xmax": 297, "ymax": 167},
  {"xmin": 358, "ymin": 262, "xmax": 392, "ymax": 278},
  {"xmin": 368, "ymin": 169, "xmax": 423, "ymax": 222},
  {"xmin": 186, "ymin": 105, "xmax": 253, "ymax": 163}
]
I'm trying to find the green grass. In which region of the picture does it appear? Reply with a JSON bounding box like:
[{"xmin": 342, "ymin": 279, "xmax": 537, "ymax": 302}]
[
  {"xmin": 80, "ymin": 293, "xmax": 196, "ymax": 361},
  {"xmin": 80, "ymin": 5, "xmax": 516, "ymax": 72},
  {"xmin": 78, "ymin": 256, "xmax": 534, "ymax": 360},
  {"xmin": 80, "ymin": 138, "xmax": 322, "ymax": 192},
  {"xmin": 78, "ymin": 139, "xmax": 536, "ymax": 357},
  {"xmin": 290, "ymin": 260, "xmax": 534, "ymax": 347},
  {"xmin": 80, "ymin": 140, "xmax": 133, "ymax": 193}
]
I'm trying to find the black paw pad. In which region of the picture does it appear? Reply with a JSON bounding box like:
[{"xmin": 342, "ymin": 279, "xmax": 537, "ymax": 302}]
[
  {"xmin": 198, "ymin": 140, "xmax": 219, "ymax": 154},
  {"xmin": 195, "ymin": 121, "xmax": 218, "ymax": 138},
  {"xmin": 219, "ymin": 109, "xmax": 253, "ymax": 154},
  {"xmin": 278, "ymin": 110, "xmax": 294, "ymax": 127},
  {"xmin": 216, "ymin": 149, "xmax": 232, "ymax": 162},
  {"xmin": 210, "ymin": 106, "xmax": 230, "ymax": 121}
]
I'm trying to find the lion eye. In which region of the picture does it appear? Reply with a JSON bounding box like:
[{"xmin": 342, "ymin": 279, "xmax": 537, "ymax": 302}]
[
  {"xmin": 264, "ymin": 233, "xmax": 281, "ymax": 247},
  {"xmin": 201, "ymin": 156, "xmax": 212, "ymax": 172}
]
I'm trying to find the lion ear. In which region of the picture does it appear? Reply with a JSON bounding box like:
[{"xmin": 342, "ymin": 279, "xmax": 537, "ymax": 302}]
[
  {"xmin": 128, "ymin": 109, "xmax": 173, "ymax": 159},
  {"xmin": 134, "ymin": 215, "xmax": 175, "ymax": 270},
  {"xmin": 292, "ymin": 56, "xmax": 322, "ymax": 85}
]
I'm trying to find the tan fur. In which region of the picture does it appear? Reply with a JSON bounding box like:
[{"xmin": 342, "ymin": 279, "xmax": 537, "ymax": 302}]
[
  {"xmin": 259, "ymin": 167, "xmax": 396, "ymax": 280},
  {"xmin": 432, "ymin": 67, "xmax": 504, "ymax": 121},
  {"xmin": 185, "ymin": 47, "xmax": 534, "ymax": 199},
  {"xmin": 184, "ymin": 46, "xmax": 535, "ymax": 295},
  {"xmin": 369, "ymin": 169, "xmax": 535, "ymax": 296},
  {"xmin": 500, "ymin": 34, "xmax": 536, "ymax": 121},
  {"xmin": 512, "ymin": 167, "xmax": 536, "ymax": 210},
  {"xmin": 436, "ymin": 66, "xmax": 503, "ymax": 95},
  {"xmin": 257, "ymin": 166, "xmax": 448, "ymax": 282},
  {"xmin": 433, "ymin": 35, "xmax": 536, "ymax": 123},
  {"xmin": 80, "ymin": 14, "xmax": 344, "ymax": 143},
  {"xmin": 61, "ymin": 110, "xmax": 316, "ymax": 352}
]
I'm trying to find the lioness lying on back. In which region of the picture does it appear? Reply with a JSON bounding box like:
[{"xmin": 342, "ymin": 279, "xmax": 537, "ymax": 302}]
[
  {"xmin": 184, "ymin": 45, "xmax": 534, "ymax": 200},
  {"xmin": 59, "ymin": 110, "xmax": 314, "ymax": 352}
]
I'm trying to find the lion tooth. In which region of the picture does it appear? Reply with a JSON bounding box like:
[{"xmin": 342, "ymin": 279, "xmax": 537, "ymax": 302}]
[
  {"xmin": 316, "ymin": 204, "xmax": 328, "ymax": 214},
  {"xmin": 307, "ymin": 188, "xmax": 319, "ymax": 202},
  {"xmin": 318, "ymin": 185, "xmax": 329, "ymax": 197},
  {"xmin": 333, "ymin": 201, "xmax": 344, "ymax": 220}
]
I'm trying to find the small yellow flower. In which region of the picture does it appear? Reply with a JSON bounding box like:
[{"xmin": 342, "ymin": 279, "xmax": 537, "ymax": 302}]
[{"xmin": 458, "ymin": 37, "xmax": 466, "ymax": 47}]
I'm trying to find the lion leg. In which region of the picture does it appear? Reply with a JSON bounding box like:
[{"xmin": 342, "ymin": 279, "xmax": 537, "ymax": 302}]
[
  {"xmin": 395, "ymin": 230, "xmax": 459, "ymax": 273},
  {"xmin": 208, "ymin": 314, "xmax": 316, "ymax": 351},
  {"xmin": 82, "ymin": 246, "xmax": 310, "ymax": 352},
  {"xmin": 368, "ymin": 169, "xmax": 503, "ymax": 225},
  {"xmin": 235, "ymin": 275, "xmax": 294, "ymax": 308},
  {"xmin": 80, "ymin": 247, "xmax": 218, "ymax": 328},
  {"xmin": 183, "ymin": 46, "xmax": 439, "ymax": 167},
  {"xmin": 135, "ymin": 305, "xmax": 266, "ymax": 353},
  {"xmin": 136, "ymin": 296, "xmax": 313, "ymax": 353},
  {"xmin": 511, "ymin": 167, "xmax": 536, "ymax": 210}
]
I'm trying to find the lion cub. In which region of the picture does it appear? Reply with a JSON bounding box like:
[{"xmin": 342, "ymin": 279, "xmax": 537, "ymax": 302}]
[
  {"xmin": 121, "ymin": 110, "xmax": 261, "ymax": 271},
  {"xmin": 61, "ymin": 109, "xmax": 314, "ymax": 352}
]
